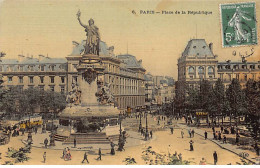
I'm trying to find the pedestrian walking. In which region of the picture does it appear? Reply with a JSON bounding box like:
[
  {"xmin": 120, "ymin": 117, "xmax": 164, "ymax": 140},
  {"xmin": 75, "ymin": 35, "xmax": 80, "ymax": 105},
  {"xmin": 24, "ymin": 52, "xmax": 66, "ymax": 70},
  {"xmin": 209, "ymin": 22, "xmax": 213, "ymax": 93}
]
[
  {"xmin": 204, "ymin": 131, "xmax": 208, "ymax": 140},
  {"xmin": 82, "ymin": 152, "xmax": 89, "ymax": 163},
  {"xmin": 44, "ymin": 138, "xmax": 48, "ymax": 148},
  {"xmin": 74, "ymin": 138, "xmax": 77, "ymax": 148},
  {"xmin": 221, "ymin": 126, "xmax": 224, "ymax": 133},
  {"xmin": 212, "ymin": 126, "xmax": 215, "ymax": 133},
  {"xmin": 97, "ymin": 148, "xmax": 102, "ymax": 160},
  {"xmin": 188, "ymin": 129, "xmax": 191, "ymax": 138},
  {"xmin": 181, "ymin": 129, "xmax": 184, "ymax": 138},
  {"xmin": 213, "ymin": 132, "xmax": 216, "ymax": 140},
  {"xmin": 62, "ymin": 148, "xmax": 66, "ymax": 158},
  {"xmin": 223, "ymin": 135, "xmax": 227, "ymax": 144},
  {"xmin": 150, "ymin": 130, "xmax": 153, "ymax": 139},
  {"xmin": 236, "ymin": 134, "xmax": 240, "ymax": 144},
  {"xmin": 218, "ymin": 132, "xmax": 222, "ymax": 141},
  {"xmin": 170, "ymin": 127, "xmax": 174, "ymax": 134},
  {"xmin": 110, "ymin": 142, "xmax": 115, "ymax": 155},
  {"xmin": 213, "ymin": 151, "xmax": 218, "ymax": 165},
  {"xmin": 43, "ymin": 152, "xmax": 46, "ymax": 163},
  {"xmin": 35, "ymin": 127, "xmax": 38, "ymax": 134},
  {"xmin": 189, "ymin": 140, "xmax": 194, "ymax": 151},
  {"xmin": 191, "ymin": 129, "xmax": 195, "ymax": 137}
]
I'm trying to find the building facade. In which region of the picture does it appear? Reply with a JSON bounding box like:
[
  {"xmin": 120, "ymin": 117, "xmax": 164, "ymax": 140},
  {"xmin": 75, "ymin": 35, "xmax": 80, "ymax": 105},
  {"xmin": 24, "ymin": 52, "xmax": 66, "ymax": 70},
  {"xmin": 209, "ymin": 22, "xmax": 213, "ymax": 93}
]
[
  {"xmin": 0, "ymin": 41, "xmax": 146, "ymax": 111},
  {"xmin": 177, "ymin": 39, "xmax": 260, "ymax": 97},
  {"xmin": 144, "ymin": 73, "xmax": 175, "ymax": 106}
]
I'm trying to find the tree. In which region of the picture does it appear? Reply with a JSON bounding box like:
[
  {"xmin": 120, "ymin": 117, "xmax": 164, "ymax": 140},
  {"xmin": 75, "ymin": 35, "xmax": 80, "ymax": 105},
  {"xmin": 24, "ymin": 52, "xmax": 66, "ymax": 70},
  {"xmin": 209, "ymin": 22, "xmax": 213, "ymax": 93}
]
[
  {"xmin": 212, "ymin": 79, "xmax": 226, "ymax": 125},
  {"xmin": 244, "ymin": 79, "xmax": 260, "ymax": 141},
  {"xmin": 0, "ymin": 86, "xmax": 22, "ymax": 118},
  {"xmin": 198, "ymin": 80, "xmax": 215, "ymax": 124},
  {"xmin": 226, "ymin": 79, "xmax": 246, "ymax": 126}
]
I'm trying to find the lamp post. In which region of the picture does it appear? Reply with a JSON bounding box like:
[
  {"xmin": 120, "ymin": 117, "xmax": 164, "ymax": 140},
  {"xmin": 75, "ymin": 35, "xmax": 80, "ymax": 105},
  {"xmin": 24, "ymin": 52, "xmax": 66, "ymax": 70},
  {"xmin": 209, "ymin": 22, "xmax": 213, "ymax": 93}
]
[
  {"xmin": 138, "ymin": 111, "xmax": 142, "ymax": 132},
  {"xmin": 118, "ymin": 112, "xmax": 123, "ymax": 151},
  {"xmin": 145, "ymin": 111, "xmax": 149, "ymax": 141},
  {"xmin": 49, "ymin": 111, "xmax": 55, "ymax": 146},
  {"xmin": 27, "ymin": 114, "xmax": 32, "ymax": 142}
]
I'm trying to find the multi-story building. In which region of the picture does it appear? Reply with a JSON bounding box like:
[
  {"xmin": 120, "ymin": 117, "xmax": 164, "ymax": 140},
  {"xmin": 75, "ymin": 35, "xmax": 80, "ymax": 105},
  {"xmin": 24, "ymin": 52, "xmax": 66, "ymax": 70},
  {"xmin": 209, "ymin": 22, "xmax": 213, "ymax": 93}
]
[
  {"xmin": 144, "ymin": 73, "xmax": 175, "ymax": 106},
  {"xmin": 0, "ymin": 40, "xmax": 146, "ymax": 111},
  {"xmin": 177, "ymin": 39, "xmax": 218, "ymax": 92},
  {"xmin": 217, "ymin": 59, "xmax": 260, "ymax": 88},
  {"xmin": 177, "ymin": 39, "xmax": 260, "ymax": 97}
]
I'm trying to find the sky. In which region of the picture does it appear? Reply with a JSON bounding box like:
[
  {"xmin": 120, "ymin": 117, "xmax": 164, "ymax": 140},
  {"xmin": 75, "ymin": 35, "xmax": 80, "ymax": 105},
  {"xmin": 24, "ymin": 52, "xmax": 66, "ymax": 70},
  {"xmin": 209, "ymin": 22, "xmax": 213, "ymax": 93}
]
[{"xmin": 0, "ymin": 0, "xmax": 259, "ymax": 79}]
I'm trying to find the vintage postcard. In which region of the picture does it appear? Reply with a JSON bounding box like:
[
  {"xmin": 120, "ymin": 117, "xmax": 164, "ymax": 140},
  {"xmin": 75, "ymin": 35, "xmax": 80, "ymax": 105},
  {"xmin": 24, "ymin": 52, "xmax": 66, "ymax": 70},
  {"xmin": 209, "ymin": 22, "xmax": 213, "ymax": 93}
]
[{"xmin": 0, "ymin": 0, "xmax": 259, "ymax": 166}]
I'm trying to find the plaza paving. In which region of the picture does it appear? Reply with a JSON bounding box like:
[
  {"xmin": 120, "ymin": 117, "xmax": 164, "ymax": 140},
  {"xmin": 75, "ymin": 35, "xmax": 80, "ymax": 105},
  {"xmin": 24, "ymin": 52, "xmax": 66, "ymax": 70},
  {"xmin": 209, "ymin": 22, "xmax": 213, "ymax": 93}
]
[{"xmin": 0, "ymin": 114, "xmax": 258, "ymax": 165}]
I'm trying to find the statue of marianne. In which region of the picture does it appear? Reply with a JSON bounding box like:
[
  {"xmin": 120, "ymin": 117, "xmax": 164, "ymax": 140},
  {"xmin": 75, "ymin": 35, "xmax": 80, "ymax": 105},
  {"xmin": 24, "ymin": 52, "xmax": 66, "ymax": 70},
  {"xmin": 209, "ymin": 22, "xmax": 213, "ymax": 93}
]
[{"xmin": 77, "ymin": 10, "xmax": 100, "ymax": 55}]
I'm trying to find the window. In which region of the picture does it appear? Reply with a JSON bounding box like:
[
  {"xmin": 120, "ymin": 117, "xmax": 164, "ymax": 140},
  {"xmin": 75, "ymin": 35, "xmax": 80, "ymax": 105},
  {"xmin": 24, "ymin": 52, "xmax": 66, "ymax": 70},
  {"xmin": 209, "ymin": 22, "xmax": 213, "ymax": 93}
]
[
  {"xmin": 8, "ymin": 76, "xmax": 12, "ymax": 83},
  {"xmin": 250, "ymin": 65, "xmax": 255, "ymax": 69},
  {"xmin": 19, "ymin": 76, "xmax": 23, "ymax": 83},
  {"xmin": 0, "ymin": 66, "xmax": 2, "ymax": 71},
  {"xmin": 50, "ymin": 65, "xmax": 55, "ymax": 71},
  {"xmin": 242, "ymin": 65, "xmax": 247, "ymax": 69},
  {"xmin": 244, "ymin": 74, "xmax": 247, "ymax": 81},
  {"xmin": 73, "ymin": 76, "xmax": 78, "ymax": 83},
  {"xmin": 236, "ymin": 74, "xmax": 240, "ymax": 80},
  {"xmin": 190, "ymin": 76, "xmax": 193, "ymax": 79},
  {"xmin": 29, "ymin": 76, "xmax": 34, "ymax": 83},
  {"xmin": 50, "ymin": 76, "xmax": 55, "ymax": 83},
  {"xmin": 60, "ymin": 86, "xmax": 65, "ymax": 93},
  {"xmin": 50, "ymin": 85, "xmax": 55, "ymax": 91},
  {"xmin": 188, "ymin": 67, "xmax": 195, "ymax": 74},
  {"xmin": 61, "ymin": 76, "xmax": 65, "ymax": 83},
  {"xmin": 40, "ymin": 76, "xmax": 44, "ymax": 83},
  {"xmin": 225, "ymin": 65, "xmax": 231, "ymax": 69},
  {"xmin": 28, "ymin": 65, "xmax": 34, "ymax": 71},
  {"xmin": 40, "ymin": 65, "xmax": 45, "ymax": 71},
  {"xmin": 8, "ymin": 66, "xmax": 13, "ymax": 72},
  {"xmin": 208, "ymin": 67, "xmax": 214, "ymax": 74},
  {"xmin": 18, "ymin": 66, "xmax": 23, "ymax": 71},
  {"xmin": 218, "ymin": 65, "xmax": 223, "ymax": 70},
  {"xmin": 198, "ymin": 66, "xmax": 204, "ymax": 74},
  {"xmin": 228, "ymin": 74, "xmax": 231, "ymax": 81},
  {"xmin": 39, "ymin": 85, "xmax": 44, "ymax": 91},
  {"xmin": 73, "ymin": 64, "xmax": 77, "ymax": 70}
]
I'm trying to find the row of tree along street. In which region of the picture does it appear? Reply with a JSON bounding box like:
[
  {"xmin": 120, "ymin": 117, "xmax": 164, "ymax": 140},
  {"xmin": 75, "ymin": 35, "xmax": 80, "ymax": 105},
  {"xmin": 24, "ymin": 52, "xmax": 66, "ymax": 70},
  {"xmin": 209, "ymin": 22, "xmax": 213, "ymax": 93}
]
[
  {"xmin": 174, "ymin": 78, "xmax": 260, "ymax": 142},
  {"xmin": 0, "ymin": 86, "xmax": 66, "ymax": 120}
]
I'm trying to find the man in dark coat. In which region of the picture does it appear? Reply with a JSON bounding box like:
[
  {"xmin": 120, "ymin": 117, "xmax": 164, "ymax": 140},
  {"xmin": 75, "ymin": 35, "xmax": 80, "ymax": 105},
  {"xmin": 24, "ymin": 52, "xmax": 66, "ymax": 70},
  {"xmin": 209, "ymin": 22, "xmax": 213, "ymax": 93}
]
[
  {"xmin": 189, "ymin": 140, "xmax": 194, "ymax": 151},
  {"xmin": 44, "ymin": 138, "xmax": 48, "ymax": 148},
  {"xmin": 204, "ymin": 131, "xmax": 208, "ymax": 140},
  {"xmin": 82, "ymin": 152, "xmax": 89, "ymax": 163},
  {"xmin": 213, "ymin": 151, "xmax": 218, "ymax": 165},
  {"xmin": 74, "ymin": 138, "xmax": 77, "ymax": 148},
  {"xmin": 150, "ymin": 130, "xmax": 153, "ymax": 139},
  {"xmin": 97, "ymin": 148, "xmax": 102, "ymax": 160}
]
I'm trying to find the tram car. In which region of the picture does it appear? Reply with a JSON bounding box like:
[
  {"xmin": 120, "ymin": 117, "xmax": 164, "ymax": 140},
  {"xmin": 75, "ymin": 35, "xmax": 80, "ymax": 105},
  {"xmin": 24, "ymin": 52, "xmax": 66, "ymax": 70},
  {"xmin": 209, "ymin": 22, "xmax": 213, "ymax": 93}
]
[{"xmin": 20, "ymin": 115, "xmax": 43, "ymax": 129}]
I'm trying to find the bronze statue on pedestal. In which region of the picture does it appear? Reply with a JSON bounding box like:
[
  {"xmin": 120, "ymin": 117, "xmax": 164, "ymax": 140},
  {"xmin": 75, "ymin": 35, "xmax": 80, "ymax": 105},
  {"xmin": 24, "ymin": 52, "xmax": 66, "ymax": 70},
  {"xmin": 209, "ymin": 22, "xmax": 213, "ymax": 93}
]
[{"xmin": 77, "ymin": 10, "xmax": 100, "ymax": 56}]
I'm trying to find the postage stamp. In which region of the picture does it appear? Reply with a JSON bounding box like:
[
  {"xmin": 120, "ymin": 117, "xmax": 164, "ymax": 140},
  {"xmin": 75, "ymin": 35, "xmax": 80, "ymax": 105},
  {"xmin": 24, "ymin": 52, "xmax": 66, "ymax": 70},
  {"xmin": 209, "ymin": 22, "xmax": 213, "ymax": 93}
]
[{"xmin": 220, "ymin": 2, "xmax": 257, "ymax": 47}]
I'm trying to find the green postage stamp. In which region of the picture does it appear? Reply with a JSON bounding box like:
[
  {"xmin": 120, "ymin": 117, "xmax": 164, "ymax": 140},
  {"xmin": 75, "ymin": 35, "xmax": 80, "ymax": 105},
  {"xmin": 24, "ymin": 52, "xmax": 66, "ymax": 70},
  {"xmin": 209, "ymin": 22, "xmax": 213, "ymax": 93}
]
[{"xmin": 220, "ymin": 2, "xmax": 257, "ymax": 47}]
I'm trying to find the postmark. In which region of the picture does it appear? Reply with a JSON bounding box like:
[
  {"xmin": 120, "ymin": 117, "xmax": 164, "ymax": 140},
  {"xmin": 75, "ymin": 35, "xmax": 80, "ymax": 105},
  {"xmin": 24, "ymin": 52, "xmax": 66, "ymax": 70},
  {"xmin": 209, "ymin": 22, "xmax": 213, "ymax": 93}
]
[{"xmin": 220, "ymin": 2, "xmax": 257, "ymax": 47}]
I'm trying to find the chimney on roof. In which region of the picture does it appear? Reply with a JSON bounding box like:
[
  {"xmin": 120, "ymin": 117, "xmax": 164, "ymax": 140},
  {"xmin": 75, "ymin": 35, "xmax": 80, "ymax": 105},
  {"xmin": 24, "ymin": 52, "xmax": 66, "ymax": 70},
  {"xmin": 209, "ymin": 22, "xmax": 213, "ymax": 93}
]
[
  {"xmin": 209, "ymin": 43, "xmax": 213, "ymax": 53},
  {"xmin": 38, "ymin": 55, "xmax": 45, "ymax": 61},
  {"xmin": 18, "ymin": 54, "xmax": 25, "ymax": 62}
]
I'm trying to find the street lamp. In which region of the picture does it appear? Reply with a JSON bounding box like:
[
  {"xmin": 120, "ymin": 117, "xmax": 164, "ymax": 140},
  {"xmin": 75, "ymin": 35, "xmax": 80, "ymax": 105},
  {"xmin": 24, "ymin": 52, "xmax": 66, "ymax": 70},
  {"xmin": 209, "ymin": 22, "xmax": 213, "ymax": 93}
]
[
  {"xmin": 27, "ymin": 115, "xmax": 32, "ymax": 142},
  {"xmin": 145, "ymin": 111, "xmax": 149, "ymax": 141},
  {"xmin": 117, "ymin": 112, "xmax": 123, "ymax": 151},
  {"xmin": 139, "ymin": 111, "xmax": 142, "ymax": 132},
  {"xmin": 49, "ymin": 111, "xmax": 55, "ymax": 146}
]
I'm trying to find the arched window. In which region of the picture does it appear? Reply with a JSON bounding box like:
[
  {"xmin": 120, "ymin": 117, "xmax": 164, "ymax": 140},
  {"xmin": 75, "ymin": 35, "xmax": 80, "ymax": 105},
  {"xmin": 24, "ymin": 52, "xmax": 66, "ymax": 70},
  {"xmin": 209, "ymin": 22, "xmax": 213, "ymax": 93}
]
[
  {"xmin": 198, "ymin": 66, "xmax": 204, "ymax": 74},
  {"xmin": 208, "ymin": 67, "xmax": 214, "ymax": 74},
  {"xmin": 188, "ymin": 66, "xmax": 195, "ymax": 74}
]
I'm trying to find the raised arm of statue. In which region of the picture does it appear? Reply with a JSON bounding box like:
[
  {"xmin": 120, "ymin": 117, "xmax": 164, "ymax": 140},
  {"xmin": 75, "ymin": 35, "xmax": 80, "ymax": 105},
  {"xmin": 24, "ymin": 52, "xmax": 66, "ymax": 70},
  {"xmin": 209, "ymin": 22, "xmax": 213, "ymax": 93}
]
[{"xmin": 77, "ymin": 10, "xmax": 88, "ymax": 28}]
